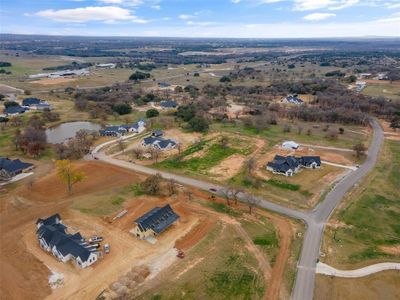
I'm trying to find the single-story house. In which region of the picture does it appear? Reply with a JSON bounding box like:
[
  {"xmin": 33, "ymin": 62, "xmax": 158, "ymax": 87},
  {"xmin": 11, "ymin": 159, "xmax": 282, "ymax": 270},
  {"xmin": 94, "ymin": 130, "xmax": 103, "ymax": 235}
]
[
  {"xmin": 151, "ymin": 130, "xmax": 164, "ymax": 137},
  {"xmin": 282, "ymin": 95, "xmax": 304, "ymax": 105},
  {"xmin": 266, "ymin": 155, "xmax": 301, "ymax": 177},
  {"xmin": 0, "ymin": 157, "xmax": 33, "ymax": 180},
  {"xmin": 158, "ymin": 82, "xmax": 171, "ymax": 88},
  {"xmin": 36, "ymin": 214, "xmax": 99, "ymax": 269},
  {"xmin": 298, "ymin": 156, "xmax": 321, "ymax": 169},
  {"xmin": 100, "ymin": 126, "xmax": 128, "ymax": 137},
  {"xmin": 159, "ymin": 100, "xmax": 178, "ymax": 109},
  {"xmin": 142, "ymin": 136, "xmax": 177, "ymax": 151},
  {"xmin": 266, "ymin": 155, "xmax": 321, "ymax": 176},
  {"xmin": 22, "ymin": 97, "xmax": 41, "ymax": 107},
  {"xmin": 282, "ymin": 141, "xmax": 299, "ymax": 150},
  {"xmin": 30, "ymin": 103, "xmax": 52, "ymax": 111},
  {"xmin": 4, "ymin": 105, "xmax": 26, "ymax": 116},
  {"xmin": 100, "ymin": 120, "xmax": 146, "ymax": 137},
  {"xmin": 121, "ymin": 120, "xmax": 146, "ymax": 133},
  {"xmin": 132, "ymin": 204, "xmax": 180, "ymax": 239},
  {"xmin": 96, "ymin": 63, "xmax": 116, "ymax": 69}
]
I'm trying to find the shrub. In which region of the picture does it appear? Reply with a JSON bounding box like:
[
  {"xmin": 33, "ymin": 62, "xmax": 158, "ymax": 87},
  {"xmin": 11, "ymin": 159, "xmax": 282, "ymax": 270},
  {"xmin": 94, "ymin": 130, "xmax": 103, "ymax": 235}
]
[
  {"xmin": 113, "ymin": 103, "xmax": 132, "ymax": 115},
  {"xmin": 146, "ymin": 108, "xmax": 159, "ymax": 118}
]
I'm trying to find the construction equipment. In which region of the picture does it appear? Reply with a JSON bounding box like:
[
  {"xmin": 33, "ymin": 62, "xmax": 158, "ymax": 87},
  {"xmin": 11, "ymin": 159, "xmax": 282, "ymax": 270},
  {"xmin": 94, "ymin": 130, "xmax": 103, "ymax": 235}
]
[{"xmin": 177, "ymin": 250, "xmax": 185, "ymax": 259}]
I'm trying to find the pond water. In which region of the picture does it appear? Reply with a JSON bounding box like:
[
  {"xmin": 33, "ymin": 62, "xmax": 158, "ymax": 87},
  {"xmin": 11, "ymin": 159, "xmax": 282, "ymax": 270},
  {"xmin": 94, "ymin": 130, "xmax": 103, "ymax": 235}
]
[{"xmin": 46, "ymin": 121, "xmax": 101, "ymax": 144}]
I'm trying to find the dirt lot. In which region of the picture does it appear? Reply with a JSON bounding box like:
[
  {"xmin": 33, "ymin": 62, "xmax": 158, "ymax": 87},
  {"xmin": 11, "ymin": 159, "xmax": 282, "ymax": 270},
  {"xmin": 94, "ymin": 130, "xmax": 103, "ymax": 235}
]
[
  {"xmin": 314, "ymin": 271, "xmax": 400, "ymax": 300},
  {"xmin": 1, "ymin": 158, "xmax": 299, "ymax": 300},
  {"xmin": 0, "ymin": 161, "xmax": 145, "ymax": 300}
]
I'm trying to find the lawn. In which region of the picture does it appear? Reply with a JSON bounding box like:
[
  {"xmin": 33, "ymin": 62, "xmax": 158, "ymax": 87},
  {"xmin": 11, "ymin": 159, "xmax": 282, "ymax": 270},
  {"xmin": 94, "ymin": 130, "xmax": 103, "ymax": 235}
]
[
  {"xmin": 241, "ymin": 218, "xmax": 280, "ymax": 265},
  {"xmin": 137, "ymin": 223, "xmax": 266, "ymax": 300},
  {"xmin": 211, "ymin": 121, "xmax": 368, "ymax": 150},
  {"xmin": 155, "ymin": 139, "xmax": 240, "ymax": 176},
  {"xmin": 71, "ymin": 184, "xmax": 134, "ymax": 215},
  {"xmin": 230, "ymin": 164, "xmax": 340, "ymax": 209},
  {"xmin": 322, "ymin": 140, "xmax": 400, "ymax": 266},
  {"xmin": 362, "ymin": 81, "xmax": 400, "ymax": 102}
]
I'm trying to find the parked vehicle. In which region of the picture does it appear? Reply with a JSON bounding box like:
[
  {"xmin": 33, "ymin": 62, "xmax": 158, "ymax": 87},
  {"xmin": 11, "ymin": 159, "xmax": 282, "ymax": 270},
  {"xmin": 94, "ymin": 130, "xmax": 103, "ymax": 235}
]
[
  {"xmin": 89, "ymin": 236, "xmax": 103, "ymax": 243},
  {"xmin": 177, "ymin": 250, "xmax": 185, "ymax": 259},
  {"xmin": 104, "ymin": 244, "xmax": 110, "ymax": 254}
]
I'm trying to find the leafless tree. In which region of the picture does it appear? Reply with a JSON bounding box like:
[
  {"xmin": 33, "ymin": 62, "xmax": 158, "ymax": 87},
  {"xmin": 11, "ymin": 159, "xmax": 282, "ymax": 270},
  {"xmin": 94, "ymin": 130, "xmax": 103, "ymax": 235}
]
[
  {"xmin": 141, "ymin": 173, "xmax": 163, "ymax": 195},
  {"xmin": 132, "ymin": 147, "xmax": 143, "ymax": 159},
  {"xmin": 151, "ymin": 147, "xmax": 161, "ymax": 163},
  {"xmin": 220, "ymin": 136, "xmax": 229, "ymax": 149},
  {"xmin": 243, "ymin": 194, "xmax": 260, "ymax": 214},
  {"xmin": 168, "ymin": 178, "xmax": 177, "ymax": 196},
  {"xmin": 244, "ymin": 157, "xmax": 256, "ymax": 176},
  {"xmin": 353, "ymin": 143, "xmax": 366, "ymax": 158},
  {"xmin": 117, "ymin": 139, "xmax": 126, "ymax": 152}
]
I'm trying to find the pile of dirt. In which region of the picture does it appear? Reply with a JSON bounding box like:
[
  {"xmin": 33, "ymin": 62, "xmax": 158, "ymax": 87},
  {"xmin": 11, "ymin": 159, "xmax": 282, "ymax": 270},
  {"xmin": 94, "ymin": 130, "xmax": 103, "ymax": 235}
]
[{"xmin": 105, "ymin": 265, "xmax": 151, "ymax": 298}]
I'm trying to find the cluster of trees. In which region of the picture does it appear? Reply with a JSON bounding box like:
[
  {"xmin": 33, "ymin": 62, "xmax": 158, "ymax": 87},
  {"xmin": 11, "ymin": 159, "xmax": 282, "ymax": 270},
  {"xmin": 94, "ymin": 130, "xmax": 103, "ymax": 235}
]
[
  {"xmin": 129, "ymin": 71, "xmax": 151, "ymax": 81},
  {"xmin": 54, "ymin": 129, "xmax": 99, "ymax": 160},
  {"xmin": 43, "ymin": 61, "xmax": 92, "ymax": 71},
  {"xmin": 176, "ymin": 104, "xmax": 209, "ymax": 132},
  {"xmin": 13, "ymin": 115, "xmax": 47, "ymax": 157},
  {"xmin": 0, "ymin": 62, "xmax": 11, "ymax": 67}
]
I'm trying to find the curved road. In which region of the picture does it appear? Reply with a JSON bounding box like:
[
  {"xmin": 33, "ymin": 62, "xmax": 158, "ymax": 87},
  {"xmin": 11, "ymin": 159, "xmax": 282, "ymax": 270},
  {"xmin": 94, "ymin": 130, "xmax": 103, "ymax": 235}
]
[
  {"xmin": 316, "ymin": 262, "xmax": 400, "ymax": 278},
  {"xmin": 92, "ymin": 119, "xmax": 384, "ymax": 300}
]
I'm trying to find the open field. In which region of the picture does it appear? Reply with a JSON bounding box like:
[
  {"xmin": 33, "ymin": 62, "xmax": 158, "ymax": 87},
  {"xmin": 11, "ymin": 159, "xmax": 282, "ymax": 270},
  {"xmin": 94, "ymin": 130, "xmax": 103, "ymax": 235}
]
[
  {"xmin": 211, "ymin": 121, "xmax": 369, "ymax": 150},
  {"xmin": 321, "ymin": 140, "xmax": 400, "ymax": 267},
  {"xmin": 314, "ymin": 271, "xmax": 400, "ymax": 300},
  {"xmin": 362, "ymin": 80, "xmax": 400, "ymax": 101}
]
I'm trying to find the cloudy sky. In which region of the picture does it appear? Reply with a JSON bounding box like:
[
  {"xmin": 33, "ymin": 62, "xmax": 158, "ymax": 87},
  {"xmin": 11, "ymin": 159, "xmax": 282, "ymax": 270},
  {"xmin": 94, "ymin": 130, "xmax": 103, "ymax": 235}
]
[{"xmin": 1, "ymin": 0, "xmax": 400, "ymax": 37}]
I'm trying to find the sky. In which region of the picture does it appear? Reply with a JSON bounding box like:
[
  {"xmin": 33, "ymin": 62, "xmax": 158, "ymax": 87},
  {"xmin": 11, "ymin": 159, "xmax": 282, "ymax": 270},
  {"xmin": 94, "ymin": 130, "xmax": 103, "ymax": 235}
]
[{"xmin": 1, "ymin": 0, "xmax": 400, "ymax": 38}]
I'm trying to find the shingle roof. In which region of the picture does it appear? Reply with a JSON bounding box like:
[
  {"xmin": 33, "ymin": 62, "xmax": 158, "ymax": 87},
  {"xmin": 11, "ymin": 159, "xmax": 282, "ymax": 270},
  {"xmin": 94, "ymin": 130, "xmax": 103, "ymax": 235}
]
[
  {"xmin": 22, "ymin": 98, "xmax": 41, "ymax": 106},
  {"xmin": 134, "ymin": 204, "xmax": 179, "ymax": 234},
  {"xmin": 4, "ymin": 106, "xmax": 26, "ymax": 114},
  {"xmin": 160, "ymin": 100, "xmax": 177, "ymax": 108},
  {"xmin": 0, "ymin": 157, "xmax": 33, "ymax": 175},
  {"xmin": 36, "ymin": 213, "xmax": 61, "ymax": 226}
]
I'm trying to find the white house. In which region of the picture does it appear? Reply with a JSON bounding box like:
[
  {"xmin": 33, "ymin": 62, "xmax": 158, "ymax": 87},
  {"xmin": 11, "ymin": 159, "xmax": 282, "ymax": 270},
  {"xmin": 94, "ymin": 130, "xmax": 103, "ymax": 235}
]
[{"xmin": 36, "ymin": 214, "xmax": 99, "ymax": 269}]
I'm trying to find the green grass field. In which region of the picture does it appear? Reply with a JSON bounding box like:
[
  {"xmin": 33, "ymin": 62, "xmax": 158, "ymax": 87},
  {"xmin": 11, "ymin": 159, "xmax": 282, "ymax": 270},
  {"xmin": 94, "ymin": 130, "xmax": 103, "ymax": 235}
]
[
  {"xmin": 137, "ymin": 223, "xmax": 266, "ymax": 300},
  {"xmin": 322, "ymin": 140, "xmax": 400, "ymax": 265},
  {"xmin": 362, "ymin": 82, "xmax": 400, "ymax": 102}
]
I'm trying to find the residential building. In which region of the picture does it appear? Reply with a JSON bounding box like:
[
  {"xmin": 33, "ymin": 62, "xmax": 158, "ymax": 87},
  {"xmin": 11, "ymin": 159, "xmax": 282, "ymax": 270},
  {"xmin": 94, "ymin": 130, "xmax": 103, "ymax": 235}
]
[
  {"xmin": 282, "ymin": 95, "xmax": 304, "ymax": 105},
  {"xmin": 0, "ymin": 157, "xmax": 33, "ymax": 181},
  {"xmin": 99, "ymin": 120, "xmax": 146, "ymax": 137},
  {"xmin": 4, "ymin": 105, "xmax": 26, "ymax": 115},
  {"xmin": 36, "ymin": 214, "xmax": 99, "ymax": 269},
  {"xmin": 22, "ymin": 97, "xmax": 41, "ymax": 106},
  {"xmin": 266, "ymin": 155, "xmax": 321, "ymax": 176},
  {"xmin": 159, "ymin": 100, "xmax": 178, "ymax": 109},
  {"xmin": 142, "ymin": 136, "xmax": 177, "ymax": 151},
  {"xmin": 132, "ymin": 204, "xmax": 180, "ymax": 239},
  {"xmin": 96, "ymin": 63, "xmax": 116, "ymax": 69}
]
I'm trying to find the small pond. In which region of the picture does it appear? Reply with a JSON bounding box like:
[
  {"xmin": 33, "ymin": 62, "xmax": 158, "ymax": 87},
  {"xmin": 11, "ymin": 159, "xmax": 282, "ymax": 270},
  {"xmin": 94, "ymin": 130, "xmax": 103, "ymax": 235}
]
[{"xmin": 46, "ymin": 121, "xmax": 101, "ymax": 144}]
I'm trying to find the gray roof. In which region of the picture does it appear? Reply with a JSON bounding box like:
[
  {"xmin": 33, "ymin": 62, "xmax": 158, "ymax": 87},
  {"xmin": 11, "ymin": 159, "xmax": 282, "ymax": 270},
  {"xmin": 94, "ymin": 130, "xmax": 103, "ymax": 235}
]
[
  {"xmin": 135, "ymin": 204, "xmax": 179, "ymax": 234},
  {"xmin": 0, "ymin": 157, "xmax": 33, "ymax": 175},
  {"xmin": 160, "ymin": 100, "xmax": 177, "ymax": 108}
]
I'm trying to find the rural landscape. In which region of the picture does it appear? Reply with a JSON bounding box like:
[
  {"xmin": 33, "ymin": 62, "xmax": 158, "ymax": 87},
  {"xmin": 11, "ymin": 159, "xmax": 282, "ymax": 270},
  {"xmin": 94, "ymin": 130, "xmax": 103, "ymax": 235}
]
[{"xmin": 0, "ymin": 1, "xmax": 400, "ymax": 300}]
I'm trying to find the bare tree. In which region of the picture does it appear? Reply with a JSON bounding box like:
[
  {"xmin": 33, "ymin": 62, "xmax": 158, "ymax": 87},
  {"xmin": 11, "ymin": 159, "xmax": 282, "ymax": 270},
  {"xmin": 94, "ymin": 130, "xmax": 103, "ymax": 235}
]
[
  {"xmin": 117, "ymin": 139, "xmax": 126, "ymax": 152},
  {"xmin": 219, "ymin": 188, "xmax": 232, "ymax": 206},
  {"xmin": 177, "ymin": 142, "xmax": 182, "ymax": 155},
  {"xmin": 168, "ymin": 178, "xmax": 177, "ymax": 196},
  {"xmin": 141, "ymin": 173, "xmax": 163, "ymax": 195},
  {"xmin": 244, "ymin": 157, "xmax": 256, "ymax": 175},
  {"xmin": 151, "ymin": 147, "xmax": 161, "ymax": 163},
  {"xmin": 230, "ymin": 186, "xmax": 243, "ymax": 205},
  {"xmin": 243, "ymin": 194, "xmax": 260, "ymax": 214},
  {"xmin": 353, "ymin": 143, "xmax": 366, "ymax": 158},
  {"xmin": 132, "ymin": 147, "xmax": 143, "ymax": 159}
]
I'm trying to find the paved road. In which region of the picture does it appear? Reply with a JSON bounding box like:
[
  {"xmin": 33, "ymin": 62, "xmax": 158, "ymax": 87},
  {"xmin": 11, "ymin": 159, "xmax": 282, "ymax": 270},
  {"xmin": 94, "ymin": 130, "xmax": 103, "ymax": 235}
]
[
  {"xmin": 292, "ymin": 119, "xmax": 383, "ymax": 300},
  {"xmin": 316, "ymin": 262, "xmax": 400, "ymax": 278},
  {"xmin": 92, "ymin": 119, "xmax": 384, "ymax": 300}
]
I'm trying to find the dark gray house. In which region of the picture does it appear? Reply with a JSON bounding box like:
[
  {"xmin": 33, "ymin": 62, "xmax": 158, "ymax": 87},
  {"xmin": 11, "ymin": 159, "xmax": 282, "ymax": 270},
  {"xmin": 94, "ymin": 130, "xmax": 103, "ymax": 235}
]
[
  {"xmin": 0, "ymin": 157, "xmax": 33, "ymax": 181},
  {"xmin": 132, "ymin": 204, "xmax": 180, "ymax": 239},
  {"xmin": 266, "ymin": 155, "xmax": 321, "ymax": 176}
]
